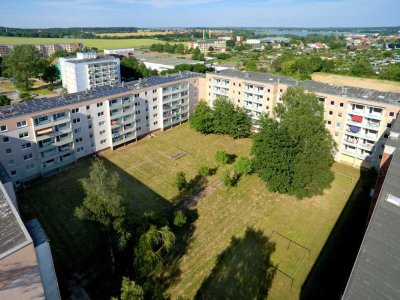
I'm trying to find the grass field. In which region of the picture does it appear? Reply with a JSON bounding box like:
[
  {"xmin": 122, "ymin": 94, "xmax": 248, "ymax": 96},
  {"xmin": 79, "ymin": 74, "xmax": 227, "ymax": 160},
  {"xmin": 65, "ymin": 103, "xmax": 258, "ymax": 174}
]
[
  {"xmin": 95, "ymin": 31, "xmax": 174, "ymax": 37},
  {"xmin": 18, "ymin": 123, "xmax": 364, "ymax": 299},
  {"xmin": 0, "ymin": 36, "xmax": 163, "ymax": 50},
  {"xmin": 312, "ymin": 72, "xmax": 400, "ymax": 93}
]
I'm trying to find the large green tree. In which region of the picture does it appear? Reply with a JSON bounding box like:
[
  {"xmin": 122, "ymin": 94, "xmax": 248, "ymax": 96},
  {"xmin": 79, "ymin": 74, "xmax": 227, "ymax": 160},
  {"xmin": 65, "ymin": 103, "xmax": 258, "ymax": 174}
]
[
  {"xmin": 0, "ymin": 95, "xmax": 11, "ymax": 107},
  {"xmin": 112, "ymin": 277, "xmax": 144, "ymax": 300},
  {"xmin": 189, "ymin": 101, "xmax": 214, "ymax": 133},
  {"xmin": 41, "ymin": 65, "xmax": 59, "ymax": 86},
  {"xmin": 252, "ymin": 87, "xmax": 335, "ymax": 199},
  {"xmin": 2, "ymin": 45, "xmax": 46, "ymax": 90},
  {"xmin": 75, "ymin": 159, "xmax": 130, "ymax": 248},
  {"xmin": 120, "ymin": 56, "xmax": 157, "ymax": 81}
]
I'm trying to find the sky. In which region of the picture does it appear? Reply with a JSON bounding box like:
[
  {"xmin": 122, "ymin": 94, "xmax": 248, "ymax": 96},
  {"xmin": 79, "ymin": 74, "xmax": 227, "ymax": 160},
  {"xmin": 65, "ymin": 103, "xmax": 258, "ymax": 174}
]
[{"xmin": 1, "ymin": 0, "xmax": 399, "ymax": 28}]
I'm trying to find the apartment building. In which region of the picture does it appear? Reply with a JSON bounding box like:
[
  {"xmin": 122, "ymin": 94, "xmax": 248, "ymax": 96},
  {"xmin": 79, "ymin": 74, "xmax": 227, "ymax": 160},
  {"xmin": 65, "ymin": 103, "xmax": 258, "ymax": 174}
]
[
  {"xmin": 188, "ymin": 39, "xmax": 226, "ymax": 53},
  {"xmin": 59, "ymin": 52, "xmax": 121, "ymax": 93},
  {"xmin": 0, "ymin": 72, "xmax": 201, "ymax": 186},
  {"xmin": 0, "ymin": 42, "xmax": 82, "ymax": 57},
  {"xmin": 204, "ymin": 69, "xmax": 400, "ymax": 169}
]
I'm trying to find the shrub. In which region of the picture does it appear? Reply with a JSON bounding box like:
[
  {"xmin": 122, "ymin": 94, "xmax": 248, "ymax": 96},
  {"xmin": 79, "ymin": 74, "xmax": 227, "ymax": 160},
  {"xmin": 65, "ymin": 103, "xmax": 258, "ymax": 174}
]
[
  {"xmin": 174, "ymin": 171, "xmax": 187, "ymax": 191},
  {"xmin": 215, "ymin": 150, "xmax": 230, "ymax": 165},
  {"xmin": 198, "ymin": 166, "xmax": 211, "ymax": 177},
  {"xmin": 233, "ymin": 156, "xmax": 253, "ymax": 176},
  {"xmin": 173, "ymin": 210, "xmax": 187, "ymax": 227},
  {"xmin": 222, "ymin": 170, "xmax": 235, "ymax": 189}
]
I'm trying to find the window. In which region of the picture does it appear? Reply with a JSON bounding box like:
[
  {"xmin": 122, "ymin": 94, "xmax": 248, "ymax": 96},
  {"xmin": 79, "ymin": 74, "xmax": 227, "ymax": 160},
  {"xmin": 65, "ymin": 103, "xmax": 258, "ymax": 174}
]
[
  {"xmin": 134, "ymin": 94, "xmax": 139, "ymax": 98},
  {"xmin": 97, "ymin": 102, "xmax": 103, "ymax": 107},
  {"xmin": 98, "ymin": 112, "xmax": 104, "ymax": 117},
  {"xmin": 153, "ymin": 105, "xmax": 157, "ymax": 109},
  {"xmin": 8, "ymin": 159, "xmax": 15, "ymax": 166},
  {"xmin": 21, "ymin": 143, "xmax": 31, "ymax": 150},
  {"xmin": 384, "ymin": 134, "xmax": 388, "ymax": 138},
  {"xmin": 75, "ymin": 137, "xmax": 83, "ymax": 143},
  {"xmin": 145, "ymin": 91, "xmax": 147, "ymax": 96},
  {"xmin": 387, "ymin": 123, "xmax": 392, "ymax": 128},
  {"xmin": 379, "ymin": 155, "xmax": 383, "ymax": 159},
  {"xmin": 17, "ymin": 120, "xmax": 27, "ymax": 128},
  {"xmin": 330, "ymin": 101, "xmax": 334, "ymax": 105},
  {"xmin": 25, "ymin": 163, "xmax": 35, "ymax": 172},
  {"xmin": 6, "ymin": 148, "xmax": 12, "ymax": 154},
  {"xmin": 86, "ymin": 105, "xmax": 90, "ymax": 110},
  {"xmin": 73, "ymin": 118, "xmax": 81, "ymax": 123},
  {"xmin": 136, "ymin": 110, "xmax": 141, "ymax": 115},
  {"xmin": 76, "ymin": 146, "xmax": 84, "ymax": 153},
  {"xmin": 3, "ymin": 137, "xmax": 9, "ymax": 143},
  {"xmin": 23, "ymin": 153, "xmax": 33, "ymax": 160},
  {"xmin": 336, "ymin": 122, "xmax": 341, "ymax": 128},
  {"xmin": 153, "ymin": 97, "xmax": 157, "ymax": 102},
  {"xmin": 153, "ymin": 113, "xmax": 157, "ymax": 117},
  {"xmin": 72, "ymin": 108, "xmax": 79, "ymax": 113},
  {"xmin": 19, "ymin": 132, "xmax": 29, "ymax": 138},
  {"xmin": 338, "ymin": 113, "xmax": 342, "ymax": 117},
  {"xmin": 389, "ymin": 112, "xmax": 394, "ymax": 117},
  {"xmin": 279, "ymin": 89, "xmax": 283, "ymax": 93},
  {"xmin": 99, "ymin": 130, "xmax": 106, "ymax": 135},
  {"xmin": 10, "ymin": 170, "xmax": 16, "ymax": 176},
  {"xmin": 340, "ymin": 103, "xmax": 344, "ymax": 107},
  {"xmin": 327, "ymin": 121, "xmax": 332, "ymax": 125},
  {"xmin": 87, "ymin": 115, "xmax": 91, "ymax": 120},
  {"xmin": 335, "ymin": 132, "xmax": 339, "ymax": 137},
  {"xmin": 267, "ymin": 89, "xmax": 271, "ymax": 92},
  {"xmin": 74, "ymin": 128, "xmax": 82, "ymax": 134},
  {"xmin": 153, "ymin": 89, "xmax": 157, "ymax": 93},
  {"xmin": 0, "ymin": 125, "xmax": 7, "ymax": 132},
  {"xmin": 100, "ymin": 139, "xmax": 107, "ymax": 145},
  {"xmin": 146, "ymin": 116, "xmax": 149, "ymax": 120},
  {"xmin": 153, "ymin": 121, "xmax": 158, "ymax": 125},
  {"xmin": 329, "ymin": 111, "xmax": 333, "ymax": 115},
  {"xmin": 99, "ymin": 121, "xmax": 105, "ymax": 127}
]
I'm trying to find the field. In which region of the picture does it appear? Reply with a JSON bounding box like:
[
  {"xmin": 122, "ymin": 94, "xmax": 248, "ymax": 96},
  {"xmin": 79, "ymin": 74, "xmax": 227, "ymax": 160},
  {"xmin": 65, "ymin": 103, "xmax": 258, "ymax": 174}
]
[
  {"xmin": 95, "ymin": 31, "xmax": 174, "ymax": 37},
  {"xmin": 0, "ymin": 36, "xmax": 163, "ymax": 50},
  {"xmin": 18, "ymin": 123, "xmax": 365, "ymax": 299},
  {"xmin": 312, "ymin": 72, "xmax": 400, "ymax": 93}
]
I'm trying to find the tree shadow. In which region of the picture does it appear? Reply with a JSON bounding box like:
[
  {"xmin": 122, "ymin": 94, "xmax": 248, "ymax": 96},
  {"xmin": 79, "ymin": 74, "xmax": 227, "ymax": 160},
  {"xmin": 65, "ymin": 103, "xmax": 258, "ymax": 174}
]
[
  {"xmin": 171, "ymin": 175, "xmax": 209, "ymax": 207},
  {"xmin": 195, "ymin": 227, "xmax": 276, "ymax": 300},
  {"xmin": 227, "ymin": 153, "xmax": 237, "ymax": 164}
]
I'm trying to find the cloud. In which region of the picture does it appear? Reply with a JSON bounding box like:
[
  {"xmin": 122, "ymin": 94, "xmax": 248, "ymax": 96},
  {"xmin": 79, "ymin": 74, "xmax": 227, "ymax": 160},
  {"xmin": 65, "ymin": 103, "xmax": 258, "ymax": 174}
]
[{"xmin": 115, "ymin": 0, "xmax": 221, "ymax": 8}]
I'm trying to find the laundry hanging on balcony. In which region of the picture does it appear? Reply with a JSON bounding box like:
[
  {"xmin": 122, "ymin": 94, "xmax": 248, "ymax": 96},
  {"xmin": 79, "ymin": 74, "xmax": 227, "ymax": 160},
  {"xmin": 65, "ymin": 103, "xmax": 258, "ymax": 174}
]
[
  {"xmin": 350, "ymin": 126, "xmax": 361, "ymax": 133},
  {"xmin": 351, "ymin": 115, "xmax": 363, "ymax": 122}
]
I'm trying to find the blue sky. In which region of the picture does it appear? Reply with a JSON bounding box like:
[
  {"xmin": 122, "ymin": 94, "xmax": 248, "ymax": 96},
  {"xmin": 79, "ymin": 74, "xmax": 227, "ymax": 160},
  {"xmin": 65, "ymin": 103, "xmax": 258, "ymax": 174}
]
[{"xmin": 1, "ymin": 0, "xmax": 399, "ymax": 28}]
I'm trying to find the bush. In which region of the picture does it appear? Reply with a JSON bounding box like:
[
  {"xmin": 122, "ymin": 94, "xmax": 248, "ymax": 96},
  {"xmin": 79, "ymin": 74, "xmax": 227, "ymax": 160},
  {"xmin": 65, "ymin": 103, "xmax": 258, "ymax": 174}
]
[
  {"xmin": 198, "ymin": 166, "xmax": 211, "ymax": 177},
  {"xmin": 233, "ymin": 157, "xmax": 253, "ymax": 176},
  {"xmin": 215, "ymin": 150, "xmax": 230, "ymax": 165},
  {"xmin": 174, "ymin": 171, "xmax": 187, "ymax": 191},
  {"xmin": 222, "ymin": 170, "xmax": 236, "ymax": 189},
  {"xmin": 173, "ymin": 210, "xmax": 187, "ymax": 227}
]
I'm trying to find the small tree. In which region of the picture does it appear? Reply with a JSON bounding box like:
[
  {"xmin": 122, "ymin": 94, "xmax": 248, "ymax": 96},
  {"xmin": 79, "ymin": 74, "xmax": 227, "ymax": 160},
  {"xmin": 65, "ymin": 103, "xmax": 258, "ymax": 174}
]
[
  {"xmin": 41, "ymin": 65, "xmax": 59, "ymax": 86},
  {"xmin": 174, "ymin": 171, "xmax": 188, "ymax": 191},
  {"xmin": 0, "ymin": 95, "xmax": 11, "ymax": 107},
  {"xmin": 112, "ymin": 277, "xmax": 144, "ymax": 300},
  {"xmin": 222, "ymin": 170, "xmax": 235, "ymax": 189},
  {"xmin": 215, "ymin": 150, "xmax": 230, "ymax": 165},
  {"xmin": 173, "ymin": 210, "xmax": 187, "ymax": 227},
  {"xmin": 189, "ymin": 101, "xmax": 214, "ymax": 134},
  {"xmin": 208, "ymin": 46, "xmax": 214, "ymax": 52},
  {"xmin": 198, "ymin": 166, "xmax": 210, "ymax": 177},
  {"xmin": 233, "ymin": 156, "xmax": 253, "ymax": 176}
]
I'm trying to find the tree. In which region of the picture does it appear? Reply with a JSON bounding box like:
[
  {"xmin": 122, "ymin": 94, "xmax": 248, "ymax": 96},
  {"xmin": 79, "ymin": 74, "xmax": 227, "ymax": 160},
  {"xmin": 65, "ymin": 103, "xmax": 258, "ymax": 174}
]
[
  {"xmin": 233, "ymin": 156, "xmax": 253, "ymax": 176},
  {"xmin": 134, "ymin": 225, "xmax": 175, "ymax": 277},
  {"xmin": 41, "ymin": 65, "xmax": 59, "ymax": 86},
  {"xmin": 198, "ymin": 166, "xmax": 211, "ymax": 177},
  {"xmin": 252, "ymin": 87, "xmax": 334, "ymax": 199},
  {"xmin": 75, "ymin": 159, "xmax": 130, "ymax": 247},
  {"xmin": 350, "ymin": 61, "xmax": 374, "ymax": 77},
  {"xmin": 379, "ymin": 63, "xmax": 400, "ymax": 81},
  {"xmin": 113, "ymin": 277, "xmax": 144, "ymax": 300},
  {"xmin": 189, "ymin": 101, "xmax": 214, "ymax": 133},
  {"xmin": 222, "ymin": 170, "xmax": 235, "ymax": 189},
  {"xmin": 174, "ymin": 171, "xmax": 188, "ymax": 191},
  {"xmin": 191, "ymin": 47, "xmax": 204, "ymax": 61},
  {"xmin": 215, "ymin": 150, "xmax": 230, "ymax": 165},
  {"xmin": 0, "ymin": 95, "xmax": 11, "ymax": 107},
  {"xmin": 208, "ymin": 46, "xmax": 214, "ymax": 52},
  {"xmin": 173, "ymin": 210, "xmax": 187, "ymax": 227},
  {"xmin": 120, "ymin": 56, "xmax": 157, "ymax": 81},
  {"xmin": 2, "ymin": 45, "xmax": 45, "ymax": 90},
  {"xmin": 226, "ymin": 40, "xmax": 236, "ymax": 48}
]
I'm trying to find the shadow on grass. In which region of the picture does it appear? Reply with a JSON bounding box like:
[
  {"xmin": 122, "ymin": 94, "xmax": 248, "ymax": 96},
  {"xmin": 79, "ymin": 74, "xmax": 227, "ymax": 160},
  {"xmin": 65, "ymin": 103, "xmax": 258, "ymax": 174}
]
[
  {"xmin": 300, "ymin": 168, "xmax": 377, "ymax": 300},
  {"xmin": 195, "ymin": 227, "xmax": 277, "ymax": 300},
  {"xmin": 171, "ymin": 174, "xmax": 209, "ymax": 207}
]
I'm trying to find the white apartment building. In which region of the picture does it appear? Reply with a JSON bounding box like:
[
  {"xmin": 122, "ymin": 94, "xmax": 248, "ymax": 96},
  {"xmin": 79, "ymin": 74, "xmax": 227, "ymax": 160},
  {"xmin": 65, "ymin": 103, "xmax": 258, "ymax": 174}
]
[
  {"xmin": 59, "ymin": 52, "xmax": 121, "ymax": 93},
  {"xmin": 0, "ymin": 72, "xmax": 201, "ymax": 186},
  {"xmin": 188, "ymin": 39, "xmax": 226, "ymax": 53}
]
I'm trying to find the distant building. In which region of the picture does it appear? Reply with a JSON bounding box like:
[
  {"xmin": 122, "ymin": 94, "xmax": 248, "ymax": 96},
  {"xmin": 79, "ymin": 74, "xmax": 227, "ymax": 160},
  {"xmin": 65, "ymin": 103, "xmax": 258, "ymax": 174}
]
[
  {"xmin": 104, "ymin": 48, "xmax": 135, "ymax": 57},
  {"xmin": 309, "ymin": 42, "xmax": 328, "ymax": 49},
  {"xmin": 141, "ymin": 57, "xmax": 203, "ymax": 72},
  {"xmin": 188, "ymin": 39, "xmax": 226, "ymax": 53},
  {"xmin": 59, "ymin": 52, "xmax": 121, "ymax": 93},
  {"xmin": 245, "ymin": 39, "xmax": 261, "ymax": 45},
  {"xmin": 217, "ymin": 36, "xmax": 235, "ymax": 41},
  {"xmin": 0, "ymin": 42, "xmax": 83, "ymax": 58}
]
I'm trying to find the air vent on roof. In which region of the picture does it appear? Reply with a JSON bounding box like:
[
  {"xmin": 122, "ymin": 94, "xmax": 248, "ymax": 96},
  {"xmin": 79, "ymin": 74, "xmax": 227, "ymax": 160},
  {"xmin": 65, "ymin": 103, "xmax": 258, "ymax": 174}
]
[
  {"xmin": 378, "ymin": 95, "xmax": 385, "ymax": 99},
  {"xmin": 386, "ymin": 194, "xmax": 400, "ymax": 207},
  {"xmin": 269, "ymin": 78, "xmax": 273, "ymax": 81},
  {"xmin": 244, "ymin": 72, "xmax": 250, "ymax": 78},
  {"xmin": 362, "ymin": 95, "xmax": 368, "ymax": 98}
]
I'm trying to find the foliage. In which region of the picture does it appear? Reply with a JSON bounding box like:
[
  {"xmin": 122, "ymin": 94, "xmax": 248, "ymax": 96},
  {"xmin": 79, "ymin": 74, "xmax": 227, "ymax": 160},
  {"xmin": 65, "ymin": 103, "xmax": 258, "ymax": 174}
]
[
  {"xmin": 160, "ymin": 63, "xmax": 213, "ymax": 75},
  {"xmin": 41, "ymin": 65, "xmax": 59, "ymax": 85},
  {"xmin": 226, "ymin": 40, "xmax": 236, "ymax": 48},
  {"xmin": 233, "ymin": 157, "xmax": 253, "ymax": 176},
  {"xmin": 0, "ymin": 95, "xmax": 11, "ymax": 107},
  {"xmin": 150, "ymin": 42, "xmax": 185, "ymax": 54},
  {"xmin": 173, "ymin": 210, "xmax": 187, "ymax": 227},
  {"xmin": 189, "ymin": 101, "xmax": 215, "ymax": 134},
  {"xmin": 75, "ymin": 159, "xmax": 130, "ymax": 247},
  {"xmin": 198, "ymin": 166, "xmax": 211, "ymax": 177},
  {"xmin": 120, "ymin": 56, "xmax": 157, "ymax": 80},
  {"xmin": 134, "ymin": 225, "xmax": 175, "ymax": 278},
  {"xmin": 214, "ymin": 53, "xmax": 231, "ymax": 60},
  {"xmin": 243, "ymin": 59, "xmax": 258, "ymax": 71},
  {"xmin": 215, "ymin": 150, "xmax": 230, "ymax": 165},
  {"xmin": 2, "ymin": 45, "xmax": 46, "ymax": 90},
  {"xmin": 174, "ymin": 171, "xmax": 188, "ymax": 191},
  {"xmin": 350, "ymin": 61, "xmax": 374, "ymax": 77},
  {"xmin": 191, "ymin": 47, "xmax": 204, "ymax": 61},
  {"xmin": 113, "ymin": 277, "xmax": 144, "ymax": 300},
  {"xmin": 222, "ymin": 170, "xmax": 236, "ymax": 189},
  {"xmin": 252, "ymin": 87, "xmax": 335, "ymax": 199},
  {"xmin": 379, "ymin": 63, "xmax": 400, "ymax": 81}
]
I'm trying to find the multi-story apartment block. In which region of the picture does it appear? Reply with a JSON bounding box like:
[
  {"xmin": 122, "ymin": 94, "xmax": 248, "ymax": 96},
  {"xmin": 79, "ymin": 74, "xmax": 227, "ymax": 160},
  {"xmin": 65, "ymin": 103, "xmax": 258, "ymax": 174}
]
[
  {"xmin": 0, "ymin": 42, "xmax": 82, "ymax": 57},
  {"xmin": 188, "ymin": 39, "xmax": 226, "ymax": 53},
  {"xmin": 204, "ymin": 69, "xmax": 400, "ymax": 169},
  {"xmin": 0, "ymin": 72, "xmax": 201, "ymax": 186},
  {"xmin": 59, "ymin": 52, "xmax": 121, "ymax": 93}
]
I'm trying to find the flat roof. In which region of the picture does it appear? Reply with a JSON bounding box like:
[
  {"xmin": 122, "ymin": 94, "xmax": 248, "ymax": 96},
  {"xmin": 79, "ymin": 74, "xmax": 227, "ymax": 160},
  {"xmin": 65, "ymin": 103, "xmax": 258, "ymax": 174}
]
[
  {"xmin": 65, "ymin": 55, "xmax": 119, "ymax": 64},
  {"xmin": 343, "ymin": 118, "xmax": 400, "ymax": 299},
  {"xmin": 213, "ymin": 69, "xmax": 400, "ymax": 106},
  {"xmin": 143, "ymin": 57, "xmax": 203, "ymax": 66},
  {"xmin": 0, "ymin": 182, "xmax": 31, "ymax": 259},
  {"xmin": 0, "ymin": 72, "xmax": 201, "ymax": 120}
]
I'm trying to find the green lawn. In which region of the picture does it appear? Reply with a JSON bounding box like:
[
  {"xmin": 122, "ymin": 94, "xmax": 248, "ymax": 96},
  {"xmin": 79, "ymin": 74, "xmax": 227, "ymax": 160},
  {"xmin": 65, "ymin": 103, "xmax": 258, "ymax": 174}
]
[
  {"xmin": 18, "ymin": 123, "xmax": 363, "ymax": 299},
  {"xmin": 0, "ymin": 36, "xmax": 164, "ymax": 50}
]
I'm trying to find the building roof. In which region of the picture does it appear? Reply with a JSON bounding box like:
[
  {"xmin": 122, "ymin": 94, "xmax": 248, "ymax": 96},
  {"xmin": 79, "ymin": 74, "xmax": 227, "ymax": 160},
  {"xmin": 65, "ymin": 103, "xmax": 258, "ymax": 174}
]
[
  {"xmin": 0, "ymin": 182, "xmax": 31, "ymax": 259},
  {"xmin": 0, "ymin": 72, "xmax": 201, "ymax": 120},
  {"xmin": 343, "ymin": 117, "xmax": 400, "ymax": 299},
  {"xmin": 143, "ymin": 57, "xmax": 203, "ymax": 66},
  {"xmin": 213, "ymin": 69, "xmax": 400, "ymax": 106},
  {"xmin": 65, "ymin": 55, "xmax": 119, "ymax": 64}
]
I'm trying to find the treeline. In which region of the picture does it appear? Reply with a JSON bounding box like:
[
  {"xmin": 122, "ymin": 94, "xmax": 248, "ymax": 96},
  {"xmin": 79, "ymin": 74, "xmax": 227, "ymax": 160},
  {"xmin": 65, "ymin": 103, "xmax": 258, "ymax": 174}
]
[
  {"xmin": 120, "ymin": 57, "xmax": 158, "ymax": 81},
  {"xmin": 160, "ymin": 63, "xmax": 213, "ymax": 75},
  {"xmin": 150, "ymin": 43, "xmax": 186, "ymax": 54}
]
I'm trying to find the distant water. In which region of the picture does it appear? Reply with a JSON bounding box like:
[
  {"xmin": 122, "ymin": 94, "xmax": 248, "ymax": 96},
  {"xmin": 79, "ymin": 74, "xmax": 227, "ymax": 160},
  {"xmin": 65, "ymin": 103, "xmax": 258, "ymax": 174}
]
[{"xmin": 253, "ymin": 29, "xmax": 347, "ymax": 36}]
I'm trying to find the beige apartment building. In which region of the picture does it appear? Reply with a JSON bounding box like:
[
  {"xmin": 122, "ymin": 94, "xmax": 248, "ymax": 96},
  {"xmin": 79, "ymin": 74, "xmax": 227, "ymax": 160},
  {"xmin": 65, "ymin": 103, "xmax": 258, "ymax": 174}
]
[
  {"xmin": 0, "ymin": 72, "xmax": 201, "ymax": 186},
  {"xmin": 0, "ymin": 42, "xmax": 83, "ymax": 57},
  {"xmin": 204, "ymin": 70, "xmax": 400, "ymax": 169},
  {"xmin": 188, "ymin": 39, "xmax": 226, "ymax": 53}
]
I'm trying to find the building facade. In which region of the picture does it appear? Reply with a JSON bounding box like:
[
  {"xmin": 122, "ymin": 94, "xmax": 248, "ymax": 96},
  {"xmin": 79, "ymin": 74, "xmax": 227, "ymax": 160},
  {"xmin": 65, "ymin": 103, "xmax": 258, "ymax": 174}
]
[
  {"xmin": 204, "ymin": 70, "xmax": 400, "ymax": 169},
  {"xmin": 0, "ymin": 72, "xmax": 201, "ymax": 186},
  {"xmin": 59, "ymin": 52, "xmax": 121, "ymax": 93},
  {"xmin": 0, "ymin": 42, "xmax": 83, "ymax": 57},
  {"xmin": 188, "ymin": 39, "xmax": 226, "ymax": 53}
]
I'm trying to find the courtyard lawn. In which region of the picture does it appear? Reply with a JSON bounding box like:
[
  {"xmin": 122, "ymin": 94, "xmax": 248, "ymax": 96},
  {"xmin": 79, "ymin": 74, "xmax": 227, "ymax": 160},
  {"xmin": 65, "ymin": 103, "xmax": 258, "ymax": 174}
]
[
  {"xmin": 0, "ymin": 36, "xmax": 164, "ymax": 50},
  {"xmin": 18, "ymin": 123, "xmax": 362, "ymax": 299}
]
